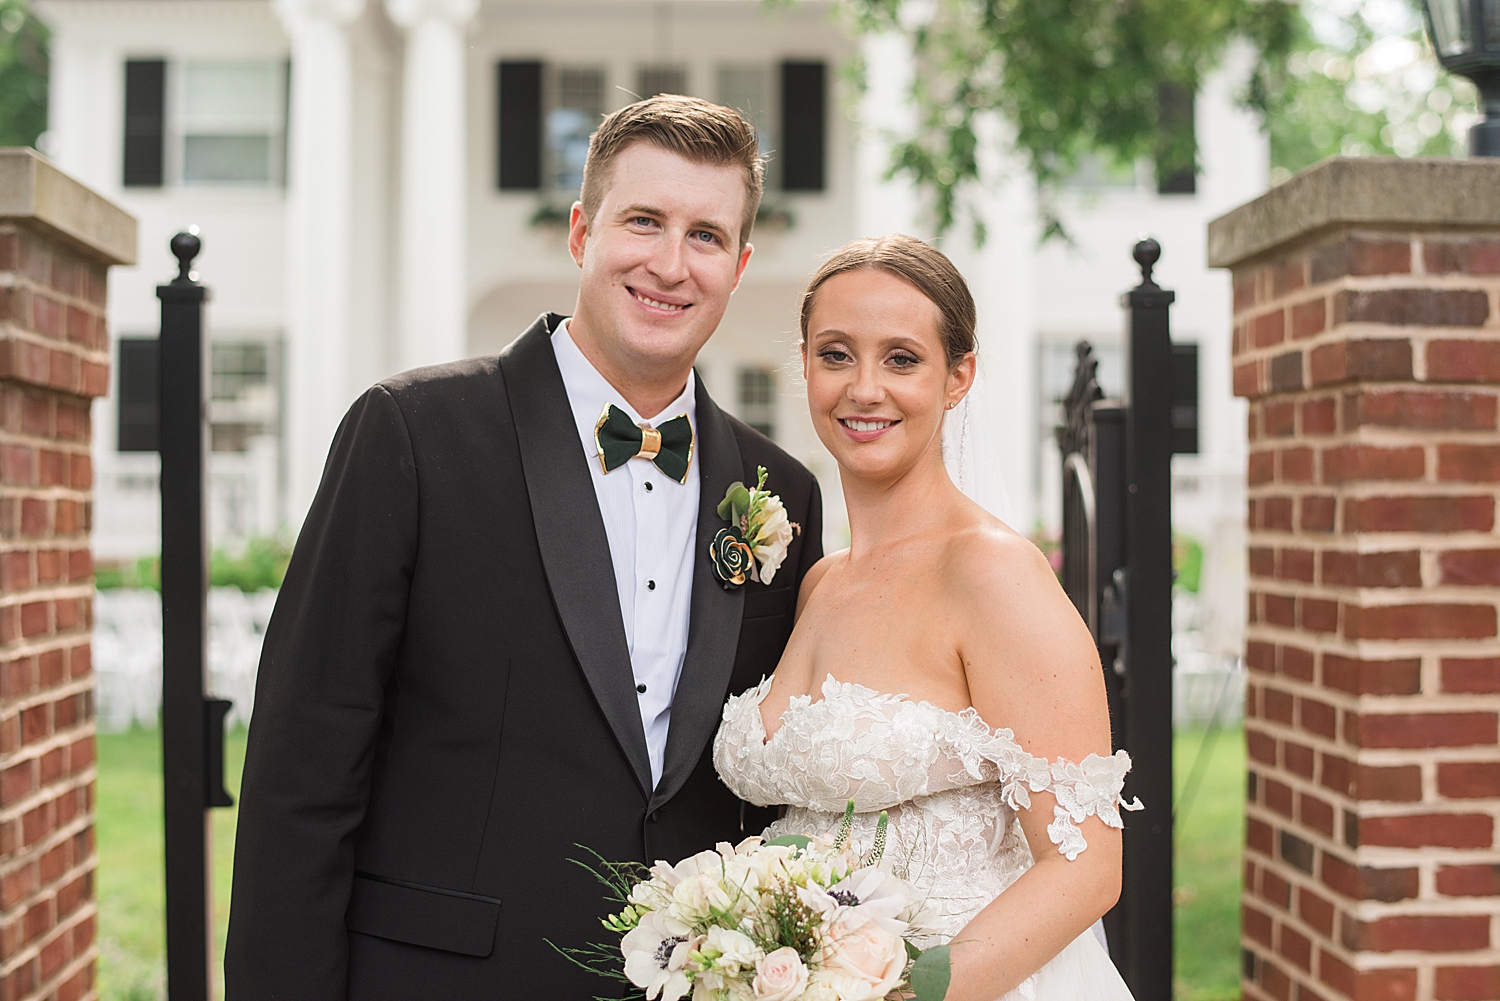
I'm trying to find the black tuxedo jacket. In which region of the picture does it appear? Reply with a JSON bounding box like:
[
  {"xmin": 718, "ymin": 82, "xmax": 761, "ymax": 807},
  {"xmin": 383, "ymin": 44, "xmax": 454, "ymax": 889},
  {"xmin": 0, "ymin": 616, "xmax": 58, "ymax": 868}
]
[{"xmin": 224, "ymin": 314, "xmax": 823, "ymax": 999}]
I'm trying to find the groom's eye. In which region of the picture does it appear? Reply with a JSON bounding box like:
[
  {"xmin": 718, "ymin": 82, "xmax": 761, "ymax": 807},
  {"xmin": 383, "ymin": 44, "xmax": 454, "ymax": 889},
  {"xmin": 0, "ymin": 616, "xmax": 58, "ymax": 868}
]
[{"xmin": 691, "ymin": 230, "xmax": 720, "ymax": 245}]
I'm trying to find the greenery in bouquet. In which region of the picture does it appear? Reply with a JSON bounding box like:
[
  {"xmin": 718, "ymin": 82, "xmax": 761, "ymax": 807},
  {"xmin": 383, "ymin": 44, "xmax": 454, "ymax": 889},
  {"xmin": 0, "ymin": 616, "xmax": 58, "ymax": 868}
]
[{"xmin": 559, "ymin": 805, "xmax": 951, "ymax": 1001}]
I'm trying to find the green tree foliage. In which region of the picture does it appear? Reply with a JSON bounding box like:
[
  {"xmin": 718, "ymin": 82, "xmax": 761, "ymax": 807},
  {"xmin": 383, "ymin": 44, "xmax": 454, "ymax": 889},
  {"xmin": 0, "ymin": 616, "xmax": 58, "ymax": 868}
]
[
  {"xmin": 833, "ymin": 0, "xmax": 1299, "ymax": 242},
  {"xmin": 1265, "ymin": 0, "xmax": 1478, "ymax": 179},
  {"xmin": 0, "ymin": 0, "xmax": 47, "ymax": 149},
  {"xmin": 806, "ymin": 0, "xmax": 1478, "ymax": 242}
]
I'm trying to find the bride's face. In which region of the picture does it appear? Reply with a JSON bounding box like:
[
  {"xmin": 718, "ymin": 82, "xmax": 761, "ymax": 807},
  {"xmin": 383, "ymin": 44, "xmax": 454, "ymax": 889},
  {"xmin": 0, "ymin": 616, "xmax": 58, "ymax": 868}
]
[{"xmin": 802, "ymin": 269, "xmax": 974, "ymax": 484}]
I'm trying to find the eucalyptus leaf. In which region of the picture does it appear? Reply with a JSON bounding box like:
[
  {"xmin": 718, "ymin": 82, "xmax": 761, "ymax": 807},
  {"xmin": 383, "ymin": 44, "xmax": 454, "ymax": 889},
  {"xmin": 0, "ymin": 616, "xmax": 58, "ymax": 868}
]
[
  {"xmin": 910, "ymin": 945, "xmax": 951, "ymax": 1001},
  {"xmin": 762, "ymin": 834, "xmax": 812, "ymax": 851},
  {"xmin": 729, "ymin": 485, "xmax": 752, "ymax": 526},
  {"xmin": 716, "ymin": 482, "xmax": 746, "ymax": 522}
]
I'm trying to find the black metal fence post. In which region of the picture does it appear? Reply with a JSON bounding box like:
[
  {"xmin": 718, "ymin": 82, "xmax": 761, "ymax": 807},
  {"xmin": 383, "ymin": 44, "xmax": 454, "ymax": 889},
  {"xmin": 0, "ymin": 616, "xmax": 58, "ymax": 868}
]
[
  {"xmin": 1119, "ymin": 238, "xmax": 1175, "ymax": 999},
  {"xmin": 158, "ymin": 231, "xmax": 233, "ymax": 1001}
]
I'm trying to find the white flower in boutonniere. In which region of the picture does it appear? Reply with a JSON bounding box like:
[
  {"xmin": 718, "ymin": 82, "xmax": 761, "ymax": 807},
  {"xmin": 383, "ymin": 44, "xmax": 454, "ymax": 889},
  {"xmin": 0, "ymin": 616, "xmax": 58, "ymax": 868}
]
[{"xmin": 710, "ymin": 466, "xmax": 802, "ymax": 588}]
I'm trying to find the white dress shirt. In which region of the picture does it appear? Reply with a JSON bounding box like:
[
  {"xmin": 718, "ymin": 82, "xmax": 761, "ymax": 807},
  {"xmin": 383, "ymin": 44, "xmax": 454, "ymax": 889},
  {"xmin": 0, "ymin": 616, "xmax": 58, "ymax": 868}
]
[{"xmin": 552, "ymin": 321, "xmax": 700, "ymax": 790}]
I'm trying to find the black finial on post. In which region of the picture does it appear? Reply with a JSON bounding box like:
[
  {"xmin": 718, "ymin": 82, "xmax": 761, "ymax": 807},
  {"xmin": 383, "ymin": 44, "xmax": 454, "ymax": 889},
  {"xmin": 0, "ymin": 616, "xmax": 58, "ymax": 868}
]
[
  {"xmin": 1133, "ymin": 237, "xmax": 1161, "ymax": 289},
  {"xmin": 170, "ymin": 230, "xmax": 201, "ymax": 284}
]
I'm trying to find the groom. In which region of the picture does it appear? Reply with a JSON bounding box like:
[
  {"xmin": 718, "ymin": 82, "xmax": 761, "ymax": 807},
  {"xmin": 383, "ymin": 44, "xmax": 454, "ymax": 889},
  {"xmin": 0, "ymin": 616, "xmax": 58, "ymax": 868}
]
[{"xmin": 225, "ymin": 95, "xmax": 822, "ymax": 999}]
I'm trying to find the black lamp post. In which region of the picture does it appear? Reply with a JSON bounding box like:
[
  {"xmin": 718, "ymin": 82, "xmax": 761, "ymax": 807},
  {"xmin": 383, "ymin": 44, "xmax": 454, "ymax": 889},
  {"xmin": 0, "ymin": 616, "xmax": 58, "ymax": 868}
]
[{"xmin": 1422, "ymin": 0, "xmax": 1500, "ymax": 155}]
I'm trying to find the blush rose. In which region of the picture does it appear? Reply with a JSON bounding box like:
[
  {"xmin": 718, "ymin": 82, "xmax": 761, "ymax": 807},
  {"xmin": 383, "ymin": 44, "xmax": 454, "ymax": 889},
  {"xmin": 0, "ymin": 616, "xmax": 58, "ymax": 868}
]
[
  {"xmin": 752, "ymin": 947, "xmax": 810, "ymax": 1001},
  {"xmin": 821, "ymin": 921, "xmax": 907, "ymax": 1000}
]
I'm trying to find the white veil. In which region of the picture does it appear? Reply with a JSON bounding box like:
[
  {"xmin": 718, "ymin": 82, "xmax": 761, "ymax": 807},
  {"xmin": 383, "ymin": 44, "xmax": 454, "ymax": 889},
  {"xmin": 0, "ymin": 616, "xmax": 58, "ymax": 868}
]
[
  {"xmin": 944, "ymin": 355, "xmax": 1113, "ymax": 955},
  {"xmin": 941, "ymin": 355, "xmax": 1016, "ymax": 527}
]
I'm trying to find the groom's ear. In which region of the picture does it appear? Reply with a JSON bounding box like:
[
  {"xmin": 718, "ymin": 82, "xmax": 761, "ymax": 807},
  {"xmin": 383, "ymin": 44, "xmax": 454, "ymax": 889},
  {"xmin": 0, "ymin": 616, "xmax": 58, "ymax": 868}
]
[
  {"xmin": 730, "ymin": 242, "xmax": 754, "ymax": 293},
  {"xmin": 567, "ymin": 202, "xmax": 588, "ymax": 267}
]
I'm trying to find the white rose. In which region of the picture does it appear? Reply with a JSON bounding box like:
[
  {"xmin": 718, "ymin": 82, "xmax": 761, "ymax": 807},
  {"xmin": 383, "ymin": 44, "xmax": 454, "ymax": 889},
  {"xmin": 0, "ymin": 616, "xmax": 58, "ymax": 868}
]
[
  {"xmin": 752, "ymin": 947, "xmax": 809, "ymax": 1001},
  {"xmin": 750, "ymin": 497, "xmax": 797, "ymax": 585},
  {"xmin": 798, "ymin": 971, "xmax": 843, "ymax": 1001},
  {"xmin": 669, "ymin": 865, "xmax": 742, "ymax": 925},
  {"xmin": 704, "ymin": 925, "xmax": 764, "ymax": 974},
  {"xmin": 821, "ymin": 921, "xmax": 908, "ymax": 1001},
  {"xmin": 694, "ymin": 979, "xmax": 755, "ymax": 1001}
]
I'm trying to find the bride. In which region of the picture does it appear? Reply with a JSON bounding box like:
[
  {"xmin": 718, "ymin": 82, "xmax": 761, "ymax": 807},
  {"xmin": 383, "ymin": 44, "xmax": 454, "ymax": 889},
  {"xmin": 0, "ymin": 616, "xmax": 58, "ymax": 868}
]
[{"xmin": 713, "ymin": 235, "xmax": 1139, "ymax": 1001}]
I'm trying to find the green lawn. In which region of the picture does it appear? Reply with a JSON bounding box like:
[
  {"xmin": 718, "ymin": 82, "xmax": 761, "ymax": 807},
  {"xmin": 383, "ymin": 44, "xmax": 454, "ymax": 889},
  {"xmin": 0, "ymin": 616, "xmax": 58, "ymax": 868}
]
[
  {"xmin": 95, "ymin": 728, "xmax": 246, "ymax": 1001},
  {"xmin": 1174, "ymin": 726, "xmax": 1246, "ymax": 1001},
  {"xmin": 95, "ymin": 726, "xmax": 1244, "ymax": 1000}
]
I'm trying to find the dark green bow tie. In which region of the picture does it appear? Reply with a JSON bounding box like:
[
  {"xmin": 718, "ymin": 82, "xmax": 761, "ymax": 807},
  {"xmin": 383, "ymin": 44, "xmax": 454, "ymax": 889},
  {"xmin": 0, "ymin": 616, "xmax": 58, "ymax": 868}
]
[{"xmin": 594, "ymin": 403, "xmax": 694, "ymax": 484}]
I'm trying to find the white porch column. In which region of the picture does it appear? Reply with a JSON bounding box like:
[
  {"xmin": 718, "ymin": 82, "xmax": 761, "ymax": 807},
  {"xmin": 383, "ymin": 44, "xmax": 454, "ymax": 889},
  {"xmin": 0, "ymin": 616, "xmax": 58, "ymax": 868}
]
[
  {"xmin": 386, "ymin": 0, "xmax": 476, "ymax": 372},
  {"xmin": 275, "ymin": 0, "xmax": 364, "ymax": 527}
]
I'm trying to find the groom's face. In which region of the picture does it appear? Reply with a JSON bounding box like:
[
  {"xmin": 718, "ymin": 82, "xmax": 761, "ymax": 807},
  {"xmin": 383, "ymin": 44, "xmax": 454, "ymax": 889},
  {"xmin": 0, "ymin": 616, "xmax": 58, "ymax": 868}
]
[{"xmin": 568, "ymin": 143, "xmax": 753, "ymax": 394}]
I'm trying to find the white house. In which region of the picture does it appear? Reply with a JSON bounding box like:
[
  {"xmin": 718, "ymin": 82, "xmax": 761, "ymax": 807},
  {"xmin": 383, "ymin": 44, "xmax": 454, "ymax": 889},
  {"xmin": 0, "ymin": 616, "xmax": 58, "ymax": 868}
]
[{"xmin": 34, "ymin": 0, "xmax": 1267, "ymax": 654}]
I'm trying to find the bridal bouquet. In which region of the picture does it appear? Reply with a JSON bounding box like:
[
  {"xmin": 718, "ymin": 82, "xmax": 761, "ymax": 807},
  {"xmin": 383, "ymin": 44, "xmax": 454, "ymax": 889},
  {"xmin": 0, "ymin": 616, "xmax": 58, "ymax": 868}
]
[{"xmin": 559, "ymin": 807, "xmax": 950, "ymax": 1001}]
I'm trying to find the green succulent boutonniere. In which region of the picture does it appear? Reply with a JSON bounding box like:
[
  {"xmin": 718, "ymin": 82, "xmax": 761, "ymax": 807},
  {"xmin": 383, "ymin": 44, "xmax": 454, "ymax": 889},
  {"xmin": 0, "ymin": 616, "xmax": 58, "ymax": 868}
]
[{"xmin": 709, "ymin": 466, "xmax": 801, "ymax": 589}]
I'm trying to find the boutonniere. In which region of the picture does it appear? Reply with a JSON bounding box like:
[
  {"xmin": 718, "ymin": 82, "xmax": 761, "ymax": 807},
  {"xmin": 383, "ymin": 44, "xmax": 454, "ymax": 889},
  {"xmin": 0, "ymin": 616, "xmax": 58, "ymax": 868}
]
[{"xmin": 709, "ymin": 466, "xmax": 801, "ymax": 589}]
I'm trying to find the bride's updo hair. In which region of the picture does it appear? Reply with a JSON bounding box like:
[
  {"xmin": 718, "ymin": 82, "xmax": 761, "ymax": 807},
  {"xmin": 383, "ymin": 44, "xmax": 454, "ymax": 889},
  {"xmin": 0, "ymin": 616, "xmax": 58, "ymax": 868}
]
[{"xmin": 799, "ymin": 235, "xmax": 977, "ymax": 366}]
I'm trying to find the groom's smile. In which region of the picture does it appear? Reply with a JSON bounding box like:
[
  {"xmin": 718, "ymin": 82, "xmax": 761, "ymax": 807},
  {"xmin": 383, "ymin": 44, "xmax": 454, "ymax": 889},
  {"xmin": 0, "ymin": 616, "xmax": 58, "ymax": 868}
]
[{"xmin": 628, "ymin": 286, "xmax": 691, "ymax": 315}]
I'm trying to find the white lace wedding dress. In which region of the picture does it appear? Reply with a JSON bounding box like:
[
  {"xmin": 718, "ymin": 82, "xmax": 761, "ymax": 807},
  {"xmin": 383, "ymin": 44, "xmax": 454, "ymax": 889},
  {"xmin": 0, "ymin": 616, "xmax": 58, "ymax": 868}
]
[{"xmin": 713, "ymin": 675, "xmax": 1140, "ymax": 1001}]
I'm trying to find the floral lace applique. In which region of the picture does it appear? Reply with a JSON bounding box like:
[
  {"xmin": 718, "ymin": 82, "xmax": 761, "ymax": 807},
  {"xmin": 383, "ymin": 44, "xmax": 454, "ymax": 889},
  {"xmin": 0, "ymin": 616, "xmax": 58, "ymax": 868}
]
[{"xmin": 713, "ymin": 675, "xmax": 1142, "ymax": 862}]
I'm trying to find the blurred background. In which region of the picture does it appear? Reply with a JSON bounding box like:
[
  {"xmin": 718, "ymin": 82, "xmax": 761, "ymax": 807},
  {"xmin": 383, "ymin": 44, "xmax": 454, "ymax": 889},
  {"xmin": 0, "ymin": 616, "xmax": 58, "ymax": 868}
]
[{"xmin": 0, "ymin": 0, "xmax": 1481, "ymax": 997}]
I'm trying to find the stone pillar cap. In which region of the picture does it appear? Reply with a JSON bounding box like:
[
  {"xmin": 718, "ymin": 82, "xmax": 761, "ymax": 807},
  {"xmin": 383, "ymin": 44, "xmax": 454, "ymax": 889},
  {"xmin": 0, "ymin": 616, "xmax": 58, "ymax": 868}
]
[
  {"xmin": 1209, "ymin": 156, "xmax": 1500, "ymax": 271},
  {"xmin": 0, "ymin": 147, "xmax": 136, "ymax": 266}
]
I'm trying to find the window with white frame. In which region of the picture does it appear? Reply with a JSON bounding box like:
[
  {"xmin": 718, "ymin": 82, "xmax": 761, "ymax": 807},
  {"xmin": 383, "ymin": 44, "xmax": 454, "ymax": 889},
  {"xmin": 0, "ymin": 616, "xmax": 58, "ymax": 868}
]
[
  {"xmin": 737, "ymin": 367, "xmax": 777, "ymax": 439},
  {"xmin": 717, "ymin": 65, "xmax": 776, "ymax": 185},
  {"xmin": 638, "ymin": 65, "xmax": 687, "ymax": 100},
  {"xmin": 547, "ymin": 66, "xmax": 605, "ymax": 193},
  {"xmin": 179, "ymin": 60, "xmax": 285, "ymax": 186}
]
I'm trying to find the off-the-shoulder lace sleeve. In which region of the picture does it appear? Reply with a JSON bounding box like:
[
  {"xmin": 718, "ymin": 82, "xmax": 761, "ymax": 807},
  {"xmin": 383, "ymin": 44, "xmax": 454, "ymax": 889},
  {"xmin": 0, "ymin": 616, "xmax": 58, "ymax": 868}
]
[
  {"xmin": 1042, "ymin": 751, "xmax": 1144, "ymax": 860},
  {"xmin": 974, "ymin": 733, "xmax": 1144, "ymax": 861}
]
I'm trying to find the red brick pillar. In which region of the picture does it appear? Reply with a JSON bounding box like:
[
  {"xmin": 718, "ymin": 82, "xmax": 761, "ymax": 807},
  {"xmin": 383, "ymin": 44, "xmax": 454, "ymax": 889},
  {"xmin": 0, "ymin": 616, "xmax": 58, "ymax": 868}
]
[
  {"xmin": 1211, "ymin": 157, "xmax": 1500, "ymax": 1001},
  {"xmin": 0, "ymin": 150, "xmax": 135, "ymax": 1001}
]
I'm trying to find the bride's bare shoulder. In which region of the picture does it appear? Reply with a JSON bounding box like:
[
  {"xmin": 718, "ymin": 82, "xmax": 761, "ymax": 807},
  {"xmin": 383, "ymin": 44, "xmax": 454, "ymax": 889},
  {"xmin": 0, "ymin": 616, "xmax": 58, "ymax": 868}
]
[
  {"xmin": 943, "ymin": 505, "xmax": 1056, "ymax": 594},
  {"xmin": 940, "ymin": 511, "xmax": 1091, "ymax": 658},
  {"xmin": 795, "ymin": 549, "xmax": 846, "ymax": 620}
]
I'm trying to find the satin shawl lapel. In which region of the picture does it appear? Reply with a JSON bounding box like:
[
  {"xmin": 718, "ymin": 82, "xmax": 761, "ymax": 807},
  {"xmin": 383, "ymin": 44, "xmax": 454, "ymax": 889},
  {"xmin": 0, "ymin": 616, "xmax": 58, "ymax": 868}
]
[
  {"xmin": 498, "ymin": 315, "xmax": 652, "ymax": 798},
  {"xmin": 651, "ymin": 381, "xmax": 745, "ymax": 810}
]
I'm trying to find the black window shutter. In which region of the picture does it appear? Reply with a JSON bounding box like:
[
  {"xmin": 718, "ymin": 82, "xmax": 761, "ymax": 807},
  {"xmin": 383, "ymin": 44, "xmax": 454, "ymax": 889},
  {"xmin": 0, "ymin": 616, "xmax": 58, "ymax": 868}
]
[
  {"xmin": 117, "ymin": 338, "xmax": 159, "ymax": 452},
  {"xmin": 123, "ymin": 60, "xmax": 166, "ymax": 188},
  {"xmin": 1170, "ymin": 342, "xmax": 1199, "ymax": 455},
  {"xmin": 780, "ymin": 61, "xmax": 825, "ymax": 192},
  {"xmin": 498, "ymin": 61, "xmax": 543, "ymax": 190},
  {"xmin": 1155, "ymin": 82, "xmax": 1196, "ymax": 196}
]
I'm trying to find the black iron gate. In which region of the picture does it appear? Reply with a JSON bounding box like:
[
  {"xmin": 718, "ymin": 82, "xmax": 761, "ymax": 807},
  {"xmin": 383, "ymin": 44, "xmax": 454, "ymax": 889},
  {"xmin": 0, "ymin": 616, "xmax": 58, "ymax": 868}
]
[
  {"xmin": 1057, "ymin": 239, "xmax": 1178, "ymax": 1000},
  {"xmin": 158, "ymin": 231, "xmax": 235, "ymax": 1001}
]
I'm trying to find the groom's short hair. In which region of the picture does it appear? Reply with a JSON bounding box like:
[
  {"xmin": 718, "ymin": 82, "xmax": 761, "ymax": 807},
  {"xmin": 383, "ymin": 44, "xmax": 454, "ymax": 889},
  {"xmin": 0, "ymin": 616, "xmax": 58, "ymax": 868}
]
[{"xmin": 581, "ymin": 94, "xmax": 764, "ymax": 249}]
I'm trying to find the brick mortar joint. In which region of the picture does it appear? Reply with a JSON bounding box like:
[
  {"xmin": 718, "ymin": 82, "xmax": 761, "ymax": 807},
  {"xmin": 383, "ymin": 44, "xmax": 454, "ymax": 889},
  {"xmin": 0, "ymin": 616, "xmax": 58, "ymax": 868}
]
[
  {"xmin": 0, "ymin": 636, "xmax": 98, "ymax": 665},
  {"xmin": 0, "ymin": 850, "xmax": 99, "ymax": 904},
  {"xmin": 0, "ymin": 905, "xmax": 101, "ymax": 979},
  {"xmin": 0, "ymin": 783, "xmax": 98, "ymax": 834},
  {"xmin": 0, "ymin": 272, "xmax": 111, "ymax": 314},
  {"xmin": 1235, "ymin": 329, "xmax": 1500, "ymax": 370},
  {"xmin": 0, "ymin": 433, "xmax": 104, "ymax": 453},
  {"xmin": 0, "ymin": 714, "xmax": 95, "ymax": 750},
  {"xmin": 0, "ymin": 764, "xmax": 96, "ymax": 822},
  {"xmin": 0, "ymin": 323, "xmax": 111, "ymax": 364}
]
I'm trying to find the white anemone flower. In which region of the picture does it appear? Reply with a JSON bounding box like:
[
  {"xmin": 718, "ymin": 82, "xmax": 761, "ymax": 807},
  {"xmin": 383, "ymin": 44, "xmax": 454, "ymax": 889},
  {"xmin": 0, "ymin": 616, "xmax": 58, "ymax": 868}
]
[
  {"xmin": 622, "ymin": 911, "xmax": 700, "ymax": 1001},
  {"xmin": 797, "ymin": 865, "xmax": 911, "ymax": 937}
]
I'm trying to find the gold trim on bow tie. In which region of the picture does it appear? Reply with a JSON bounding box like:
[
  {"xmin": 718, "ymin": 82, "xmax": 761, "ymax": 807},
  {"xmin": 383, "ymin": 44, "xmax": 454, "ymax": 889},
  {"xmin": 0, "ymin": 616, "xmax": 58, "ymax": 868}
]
[{"xmin": 636, "ymin": 424, "xmax": 662, "ymax": 462}]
